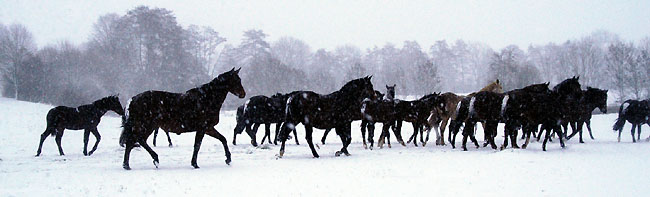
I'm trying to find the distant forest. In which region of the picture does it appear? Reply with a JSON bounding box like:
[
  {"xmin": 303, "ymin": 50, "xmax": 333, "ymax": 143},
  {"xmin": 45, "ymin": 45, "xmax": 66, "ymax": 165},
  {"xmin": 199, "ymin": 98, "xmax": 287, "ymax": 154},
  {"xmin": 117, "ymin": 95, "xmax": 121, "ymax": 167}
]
[{"xmin": 1, "ymin": 6, "xmax": 648, "ymax": 109}]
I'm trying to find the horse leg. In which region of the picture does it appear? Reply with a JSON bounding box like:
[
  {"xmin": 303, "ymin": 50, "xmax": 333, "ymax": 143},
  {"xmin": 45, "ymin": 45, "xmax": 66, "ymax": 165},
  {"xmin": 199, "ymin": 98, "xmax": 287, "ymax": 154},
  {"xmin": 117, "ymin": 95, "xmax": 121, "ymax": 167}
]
[
  {"xmin": 486, "ymin": 122, "xmax": 498, "ymax": 150},
  {"xmin": 618, "ymin": 126, "xmax": 623, "ymax": 142},
  {"xmin": 83, "ymin": 129, "xmax": 91, "ymax": 156},
  {"xmin": 586, "ymin": 120, "xmax": 595, "ymax": 140},
  {"xmin": 439, "ymin": 118, "xmax": 448, "ymax": 145},
  {"xmin": 542, "ymin": 127, "xmax": 551, "ymax": 151},
  {"xmin": 165, "ymin": 130, "xmax": 173, "ymax": 147},
  {"xmin": 577, "ymin": 121, "xmax": 585, "ymax": 143},
  {"xmin": 631, "ymin": 124, "xmax": 637, "ymax": 143},
  {"xmin": 274, "ymin": 123, "xmax": 281, "ymax": 145},
  {"xmin": 191, "ymin": 131, "xmax": 206, "ymax": 168},
  {"xmin": 321, "ymin": 128, "xmax": 331, "ymax": 145},
  {"xmin": 501, "ymin": 125, "xmax": 510, "ymax": 150},
  {"xmin": 410, "ymin": 122, "xmax": 420, "ymax": 147},
  {"xmin": 87, "ymin": 128, "xmax": 101, "ymax": 156},
  {"xmin": 510, "ymin": 126, "xmax": 520, "ymax": 149},
  {"xmin": 637, "ymin": 124, "xmax": 642, "ymax": 142},
  {"xmin": 335, "ymin": 124, "xmax": 352, "ymax": 156},
  {"xmin": 567, "ymin": 122, "xmax": 578, "ymax": 140},
  {"xmin": 202, "ymin": 127, "xmax": 231, "ymax": 166},
  {"xmin": 122, "ymin": 138, "xmax": 136, "ymax": 170},
  {"xmin": 361, "ymin": 120, "xmax": 368, "ymax": 149},
  {"xmin": 407, "ymin": 122, "xmax": 417, "ymax": 144},
  {"xmin": 303, "ymin": 126, "xmax": 319, "ymax": 158},
  {"xmin": 36, "ymin": 126, "xmax": 55, "ymax": 156},
  {"xmin": 153, "ymin": 128, "xmax": 159, "ymax": 147},
  {"xmin": 395, "ymin": 120, "xmax": 406, "ymax": 146},
  {"xmin": 55, "ymin": 128, "xmax": 65, "ymax": 156},
  {"xmin": 293, "ymin": 127, "xmax": 300, "ymax": 145},
  {"xmin": 260, "ymin": 123, "xmax": 271, "ymax": 144},
  {"xmin": 249, "ymin": 123, "xmax": 260, "ymax": 147},
  {"xmin": 368, "ymin": 122, "xmax": 375, "ymax": 150},
  {"xmin": 137, "ymin": 137, "xmax": 159, "ymax": 169}
]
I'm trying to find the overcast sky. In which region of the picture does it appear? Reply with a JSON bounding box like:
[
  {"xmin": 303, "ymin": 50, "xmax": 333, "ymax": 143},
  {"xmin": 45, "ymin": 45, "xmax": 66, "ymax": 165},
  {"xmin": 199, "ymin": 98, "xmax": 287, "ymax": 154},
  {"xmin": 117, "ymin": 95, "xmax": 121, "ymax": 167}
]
[{"xmin": 1, "ymin": 0, "xmax": 648, "ymax": 50}]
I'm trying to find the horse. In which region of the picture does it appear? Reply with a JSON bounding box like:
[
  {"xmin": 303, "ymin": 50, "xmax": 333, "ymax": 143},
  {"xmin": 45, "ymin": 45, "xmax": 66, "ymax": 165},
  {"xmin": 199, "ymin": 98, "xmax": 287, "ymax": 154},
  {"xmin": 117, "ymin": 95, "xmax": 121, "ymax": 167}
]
[
  {"xmin": 321, "ymin": 90, "xmax": 385, "ymax": 149},
  {"xmin": 424, "ymin": 80, "xmax": 504, "ymax": 146},
  {"xmin": 36, "ymin": 95, "xmax": 124, "ymax": 156},
  {"xmin": 232, "ymin": 93, "xmax": 299, "ymax": 146},
  {"xmin": 613, "ymin": 99, "xmax": 650, "ymax": 142},
  {"xmin": 276, "ymin": 76, "xmax": 375, "ymax": 158},
  {"xmin": 498, "ymin": 82, "xmax": 566, "ymax": 151},
  {"xmin": 564, "ymin": 87, "xmax": 608, "ymax": 143},
  {"xmin": 360, "ymin": 85, "xmax": 405, "ymax": 149},
  {"xmin": 120, "ymin": 68, "xmax": 245, "ymax": 170},
  {"xmin": 398, "ymin": 93, "xmax": 444, "ymax": 147}
]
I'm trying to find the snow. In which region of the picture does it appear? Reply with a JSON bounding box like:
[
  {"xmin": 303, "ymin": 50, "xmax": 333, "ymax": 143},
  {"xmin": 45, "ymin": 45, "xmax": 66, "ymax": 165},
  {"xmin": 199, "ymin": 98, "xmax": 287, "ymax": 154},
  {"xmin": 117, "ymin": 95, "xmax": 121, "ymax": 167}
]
[{"xmin": 1, "ymin": 97, "xmax": 650, "ymax": 196}]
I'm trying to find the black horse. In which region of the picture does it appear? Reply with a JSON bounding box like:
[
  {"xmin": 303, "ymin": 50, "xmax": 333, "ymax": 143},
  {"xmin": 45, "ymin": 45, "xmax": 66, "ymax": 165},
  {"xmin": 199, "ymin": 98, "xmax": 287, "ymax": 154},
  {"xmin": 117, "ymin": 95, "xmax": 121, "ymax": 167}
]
[
  {"xmin": 399, "ymin": 93, "xmax": 444, "ymax": 147},
  {"xmin": 613, "ymin": 99, "xmax": 650, "ymax": 142},
  {"xmin": 277, "ymin": 76, "xmax": 375, "ymax": 158},
  {"xmin": 564, "ymin": 87, "xmax": 608, "ymax": 142},
  {"xmin": 321, "ymin": 89, "xmax": 386, "ymax": 149},
  {"xmin": 358, "ymin": 85, "xmax": 399, "ymax": 149},
  {"xmin": 36, "ymin": 95, "xmax": 124, "ymax": 156},
  {"xmin": 232, "ymin": 93, "xmax": 298, "ymax": 146},
  {"xmin": 120, "ymin": 68, "xmax": 245, "ymax": 170}
]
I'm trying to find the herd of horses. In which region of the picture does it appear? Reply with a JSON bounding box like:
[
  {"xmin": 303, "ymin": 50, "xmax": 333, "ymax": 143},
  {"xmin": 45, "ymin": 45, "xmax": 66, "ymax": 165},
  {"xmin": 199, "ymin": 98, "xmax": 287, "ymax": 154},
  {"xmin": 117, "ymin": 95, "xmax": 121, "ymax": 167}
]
[{"xmin": 34, "ymin": 68, "xmax": 650, "ymax": 170}]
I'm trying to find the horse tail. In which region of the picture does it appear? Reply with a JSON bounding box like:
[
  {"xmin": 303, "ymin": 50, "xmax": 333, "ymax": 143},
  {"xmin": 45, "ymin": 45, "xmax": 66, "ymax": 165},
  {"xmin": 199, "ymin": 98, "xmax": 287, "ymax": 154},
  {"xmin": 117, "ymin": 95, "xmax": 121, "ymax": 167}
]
[
  {"xmin": 612, "ymin": 101, "xmax": 629, "ymax": 131},
  {"xmin": 234, "ymin": 105, "xmax": 246, "ymax": 135},
  {"xmin": 279, "ymin": 95, "xmax": 297, "ymax": 141},
  {"xmin": 119, "ymin": 109, "xmax": 133, "ymax": 147}
]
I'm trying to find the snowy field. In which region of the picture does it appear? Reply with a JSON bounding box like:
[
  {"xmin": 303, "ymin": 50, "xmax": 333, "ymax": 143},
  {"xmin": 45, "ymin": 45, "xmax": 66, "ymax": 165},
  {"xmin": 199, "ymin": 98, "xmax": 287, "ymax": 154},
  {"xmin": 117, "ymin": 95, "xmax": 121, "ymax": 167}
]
[{"xmin": 1, "ymin": 97, "xmax": 650, "ymax": 196}]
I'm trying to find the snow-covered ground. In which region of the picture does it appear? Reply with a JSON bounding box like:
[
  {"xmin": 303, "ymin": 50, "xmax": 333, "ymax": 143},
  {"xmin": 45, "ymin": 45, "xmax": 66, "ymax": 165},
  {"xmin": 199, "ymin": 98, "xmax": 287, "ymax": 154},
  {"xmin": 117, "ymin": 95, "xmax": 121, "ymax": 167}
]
[{"xmin": 1, "ymin": 97, "xmax": 650, "ymax": 196}]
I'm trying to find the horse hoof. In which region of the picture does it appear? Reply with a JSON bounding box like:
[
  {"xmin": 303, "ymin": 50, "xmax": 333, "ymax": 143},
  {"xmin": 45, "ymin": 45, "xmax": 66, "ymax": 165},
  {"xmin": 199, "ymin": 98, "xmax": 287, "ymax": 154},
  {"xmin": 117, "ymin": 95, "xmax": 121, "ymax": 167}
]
[
  {"xmin": 579, "ymin": 141, "xmax": 584, "ymax": 143},
  {"xmin": 168, "ymin": 144, "xmax": 173, "ymax": 148},
  {"xmin": 225, "ymin": 158, "xmax": 231, "ymax": 165},
  {"xmin": 153, "ymin": 160, "xmax": 159, "ymax": 168},
  {"xmin": 83, "ymin": 152, "xmax": 88, "ymax": 156},
  {"xmin": 123, "ymin": 164, "xmax": 131, "ymax": 170},
  {"xmin": 192, "ymin": 164, "xmax": 200, "ymax": 169}
]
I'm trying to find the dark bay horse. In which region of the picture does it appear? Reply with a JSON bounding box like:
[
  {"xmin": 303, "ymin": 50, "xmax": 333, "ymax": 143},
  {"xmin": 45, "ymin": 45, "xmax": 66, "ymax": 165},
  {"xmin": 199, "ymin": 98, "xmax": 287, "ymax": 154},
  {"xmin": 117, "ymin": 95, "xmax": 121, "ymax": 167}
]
[
  {"xmin": 565, "ymin": 87, "xmax": 608, "ymax": 142},
  {"xmin": 232, "ymin": 93, "xmax": 299, "ymax": 146},
  {"xmin": 36, "ymin": 95, "xmax": 124, "ymax": 156},
  {"xmin": 277, "ymin": 76, "xmax": 376, "ymax": 158},
  {"xmin": 613, "ymin": 99, "xmax": 650, "ymax": 142},
  {"xmin": 120, "ymin": 68, "xmax": 245, "ymax": 170}
]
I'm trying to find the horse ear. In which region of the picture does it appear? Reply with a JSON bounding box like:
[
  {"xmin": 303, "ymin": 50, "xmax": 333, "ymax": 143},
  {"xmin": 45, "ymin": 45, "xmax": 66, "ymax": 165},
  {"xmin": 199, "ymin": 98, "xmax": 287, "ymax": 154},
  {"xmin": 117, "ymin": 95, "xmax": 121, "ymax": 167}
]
[
  {"xmin": 496, "ymin": 79, "xmax": 500, "ymax": 84},
  {"xmin": 230, "ymin": 67, "xmax": 235, "ymax": 72},
  {"xmin": 235, "ymin": 67, "xmax": 241, "ymax": 74}
]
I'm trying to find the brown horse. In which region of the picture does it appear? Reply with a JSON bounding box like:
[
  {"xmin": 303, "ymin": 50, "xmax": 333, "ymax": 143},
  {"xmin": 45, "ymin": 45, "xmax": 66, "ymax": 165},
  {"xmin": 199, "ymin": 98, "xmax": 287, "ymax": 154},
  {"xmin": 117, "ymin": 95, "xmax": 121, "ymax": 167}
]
[
  {"xmin": 422, "ymin": 80, "xmax": 503, "ymax": 146},
  {"xmin": 120, "ymin": 68, "xmax": 245, "ymax": 170}
]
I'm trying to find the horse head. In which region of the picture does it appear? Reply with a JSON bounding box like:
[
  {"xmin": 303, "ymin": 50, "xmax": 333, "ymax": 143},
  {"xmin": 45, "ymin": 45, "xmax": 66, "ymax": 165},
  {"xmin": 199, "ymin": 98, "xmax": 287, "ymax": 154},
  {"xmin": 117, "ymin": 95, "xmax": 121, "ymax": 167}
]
[
  {"xmin": 342, "ymin": 76, "xmax": 375, "ymax": 101},
  {"xmin": 216, "ymin": 67, "xmax": 246, "ymax": 98},
  {"xmin": 554, "ymin": 76, "xmax": 583, "ymax": 101},
  {"xmin": 385, "ymin": 84, "xmax": 396, "ymax": 101},
  {"xmin": 585, "ymin": 87, "xmax": 608, "ymax": 113},
  {"xmin": 97, "ymin": 95, "xmax": 125, "ymax": 116},
  {"xmin": 482, "ymin": 79, "xmax": 504, "ymax": 93}
]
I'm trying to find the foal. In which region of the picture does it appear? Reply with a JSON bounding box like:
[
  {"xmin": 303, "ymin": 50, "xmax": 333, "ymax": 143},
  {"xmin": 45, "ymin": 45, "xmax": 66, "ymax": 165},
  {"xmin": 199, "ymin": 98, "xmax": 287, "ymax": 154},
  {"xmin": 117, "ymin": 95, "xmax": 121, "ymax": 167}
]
[{"xmin": 36, "ymin": 95, "xmax": 124, "ymax": 156}]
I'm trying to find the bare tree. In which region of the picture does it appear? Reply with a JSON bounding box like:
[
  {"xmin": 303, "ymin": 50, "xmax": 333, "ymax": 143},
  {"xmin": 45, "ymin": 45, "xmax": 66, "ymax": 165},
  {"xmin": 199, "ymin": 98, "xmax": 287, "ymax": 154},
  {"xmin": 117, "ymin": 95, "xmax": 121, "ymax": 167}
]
[{"xmin": 0, "ymin": 23, "xmax": 36, "ymax": 99}]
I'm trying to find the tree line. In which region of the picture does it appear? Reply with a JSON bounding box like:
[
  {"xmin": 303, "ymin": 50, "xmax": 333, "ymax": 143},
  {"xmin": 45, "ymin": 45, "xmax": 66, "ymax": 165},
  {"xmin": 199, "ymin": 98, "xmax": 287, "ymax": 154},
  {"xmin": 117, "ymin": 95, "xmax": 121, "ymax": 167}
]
[{"xmin": 1, "ymin": 6, "xmax": 648, "ymax": 109}]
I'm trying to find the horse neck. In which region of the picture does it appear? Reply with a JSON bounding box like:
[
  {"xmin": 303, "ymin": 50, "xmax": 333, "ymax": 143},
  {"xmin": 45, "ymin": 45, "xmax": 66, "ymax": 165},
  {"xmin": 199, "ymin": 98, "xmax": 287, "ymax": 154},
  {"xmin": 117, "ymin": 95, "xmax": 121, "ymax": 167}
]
[
  {"xmin": 91, "ymin": 101, "xmax": 110, "ymax": 115},
  {"xmin": 196, "ymin": 82, "xmax": 229, "ymax": 108},
  {"xmin": 330, "ymin": 86, "xmax": 364, "ymax": 106}
]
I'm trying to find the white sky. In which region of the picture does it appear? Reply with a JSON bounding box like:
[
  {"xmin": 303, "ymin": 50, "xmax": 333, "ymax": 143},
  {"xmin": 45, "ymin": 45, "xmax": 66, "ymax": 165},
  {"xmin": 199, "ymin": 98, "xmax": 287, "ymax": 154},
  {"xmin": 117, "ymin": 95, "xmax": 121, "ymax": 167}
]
[{"xmin": 1, "ymin": 0, "xmax": 649, "ymax": 50}]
